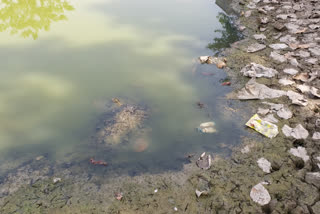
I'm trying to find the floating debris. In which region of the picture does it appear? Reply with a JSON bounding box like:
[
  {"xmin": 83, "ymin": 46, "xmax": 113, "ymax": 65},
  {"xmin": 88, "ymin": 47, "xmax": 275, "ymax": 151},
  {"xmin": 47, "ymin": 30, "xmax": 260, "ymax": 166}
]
[
  {"xmin": 197, "ymin": 122, "xmax": 217, "ymax": 134},
  {"xmin": 221, "ymin": 82, "xmax": 231, "ymax": 86},
  {"xmin": 112, "ymin": 98, "xmax": 122, "ymax": 106}
]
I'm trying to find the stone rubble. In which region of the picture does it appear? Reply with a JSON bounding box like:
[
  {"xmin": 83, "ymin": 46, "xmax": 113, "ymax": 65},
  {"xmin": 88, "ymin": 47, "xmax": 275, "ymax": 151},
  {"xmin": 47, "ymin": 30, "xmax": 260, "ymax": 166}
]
[{"xmin": 250, "ymin": 183, "xmax": 271, "ymax": 206}]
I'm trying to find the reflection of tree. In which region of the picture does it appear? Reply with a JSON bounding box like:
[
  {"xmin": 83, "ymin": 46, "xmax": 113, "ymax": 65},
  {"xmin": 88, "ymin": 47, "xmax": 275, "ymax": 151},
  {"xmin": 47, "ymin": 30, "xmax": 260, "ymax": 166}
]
[
  {"xmin": 0, "ymin": 0, "xmax": 74, "ymax": 39},
  {"xmin": 207, "ymin": 13, "xmax": 242, "ymax": 52}
]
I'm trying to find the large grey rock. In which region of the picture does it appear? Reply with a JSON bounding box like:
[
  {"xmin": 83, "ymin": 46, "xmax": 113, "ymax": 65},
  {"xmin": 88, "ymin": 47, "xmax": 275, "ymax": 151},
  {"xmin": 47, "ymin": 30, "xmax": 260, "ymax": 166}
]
[
  {"xmin": 305, "ymin": 172, "xmax": 320, "ymax": 188},
  {"xmin": 270, "ymin": 51, "xmax": 287, "ymax": 63},
  {"xmin": 237, "ymin": 78, "xmax": 286, "ymax": 100},
  {"xmin": 240, "ymin": 63, "xmax": 278, "ymax": 78},
  {"xmin": 269, "ymin": 43, "xmax": 288, "ymax": 50}
]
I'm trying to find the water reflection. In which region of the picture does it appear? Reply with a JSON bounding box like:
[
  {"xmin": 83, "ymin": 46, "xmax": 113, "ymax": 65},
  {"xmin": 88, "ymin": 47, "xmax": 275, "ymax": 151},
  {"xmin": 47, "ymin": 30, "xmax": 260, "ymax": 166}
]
[
  {"xmin": 207, "ymin": 12, "xmax": 242, "ymax": 53},
  {"xmin": 0, "ymin": 0, "xmax": 74, "ymax": 39}
]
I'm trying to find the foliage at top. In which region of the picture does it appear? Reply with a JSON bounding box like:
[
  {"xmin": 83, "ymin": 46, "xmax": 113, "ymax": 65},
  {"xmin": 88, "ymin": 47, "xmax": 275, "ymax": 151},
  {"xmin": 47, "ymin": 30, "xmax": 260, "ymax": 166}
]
[
  {"xmin": 207, "ymin": 12, "xmax": 243, "ymax": 53},
  {"xmin": 0, "ymin": 0, "xmax": 74, "ymax": 39}
]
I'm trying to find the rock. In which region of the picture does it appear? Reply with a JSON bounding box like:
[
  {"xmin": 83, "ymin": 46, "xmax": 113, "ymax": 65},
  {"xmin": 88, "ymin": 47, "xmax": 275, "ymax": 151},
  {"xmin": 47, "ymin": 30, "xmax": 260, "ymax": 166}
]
[
  {"xmin": 289, "ymin": 58, "xmax": 300, "ymax": 67},
  {"xmin": 247, "ymin": 43, "xmax": 267, "ymax": 53},
  {"xmin": 295, "ymin": 50, "xmax": 310, "ymax": 58},
  {"xmin": 245, "ymin": 10, "xmax": 252, "ymax": 17},
  {"xmin": 259, "ymin": 17, "xmax": 269, "ymax": 24},
  {"xmin": 257, "ymin": 158, "xmax": 272, "ymax": 173},
  {"xmin": 277, "ymin": 107, "xmax": 293, "ymax": 119},
  {"xmin": 293, "ymin": 73, "xmax": 309, "ymax": 82},
  {"xmin": 309, "ymin": 47, "xmax": 320, "ymax": 56},
  {"xmin": 312, "ymin": 132, "xmax": 320, "ymax": 140},
  {"xmin": 289, "ymin": 147, "xmax": 310, "ymax": 162},
  {"xmin": 280, "ymin": 35, "xmax": 297, "ymax": 44},
  {"xmin": 283, "ymin": 68, "xmax": 299, "ymax": 75},
  {"xmin": 258, "ymin": 108, "xmax": 270, "ymax": 115},
  {"xmin": 306, "ymin": 58, "xmax": 318, "ymax": 64},
  {"xmin": 309, "ymin": 24, "xmax": 320, "ymax": 30},
  {"xmin": 279, "ymin": 78, "xmax": 295, "ymax": 85},
  {"xmin": 199, "ymin": 56, "xmax": 209, "ymax": 64},
  {"xmin": 270, "ymin": 51, "xmax": 287, "ymax": 63},
  {"xmin": 287, "ymin": 90, "xmax": 308, "ymax": 106},
  {"xmin": 273, "ymin": 22, "xmax": 286, "ymax": 31},
  {"xmin": 296, "ymin": 85, "xmax": 320, "ymax": 98},
  {"xmin": 311, "ymin": 202, "xmax": 320, "ymax": 214},
  {"xmin": 263, "ymin": 113, "xmax": 279, "ymax": 123},
  {"xmin": 240, "ymin": 63, "xmax": 278, "ymax": 78},
  {"xmin": 53, "ymin": 177, "xmax": 61, "ymax": 184},
  {"xmin": 282, "ymin": 124, "xmax": 309, "ymax": 139},
  {"xmin": 250, "ymin": 183, "xmax": 271, "ymax": 206},
  {"xmin": 305, "ymin": 172, "xmax": 320, "ymax": 188},
  {"xmin": 285, "ymin": 23, "xmax": 300, "ymax": 34},
  {"xmin": 196, "ymin": 153, "xmax": 212, "ymax": 170},
  {"xmin": 237, "ymin": 78, "xmax": 286, "ymax": 100},
  {"xmin": 269, "ymin": 43, "xmax": 288, "ymax": 50},
  {"xmin": 253, "ymin": 34, "xmax": 266, "ymax": 41}
]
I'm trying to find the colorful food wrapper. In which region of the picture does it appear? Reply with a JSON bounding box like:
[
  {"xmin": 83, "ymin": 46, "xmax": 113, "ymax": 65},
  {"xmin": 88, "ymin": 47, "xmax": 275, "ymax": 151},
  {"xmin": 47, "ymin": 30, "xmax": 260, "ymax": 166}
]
[{"xmin": 246, "ymin": 114, "xmax": 278, "ymax": 138}]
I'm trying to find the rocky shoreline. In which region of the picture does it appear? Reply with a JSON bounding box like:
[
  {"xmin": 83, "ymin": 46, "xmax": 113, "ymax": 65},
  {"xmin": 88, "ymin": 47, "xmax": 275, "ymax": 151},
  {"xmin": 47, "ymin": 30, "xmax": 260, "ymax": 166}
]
[{"xmin": 1, "ymin": 0, "xmax": 320, "ymax": 213}]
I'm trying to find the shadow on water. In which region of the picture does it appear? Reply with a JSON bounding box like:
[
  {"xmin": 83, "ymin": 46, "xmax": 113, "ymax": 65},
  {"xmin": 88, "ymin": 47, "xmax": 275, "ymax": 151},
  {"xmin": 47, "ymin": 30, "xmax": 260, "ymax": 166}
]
[
  {"xmin": 207, "ymin": 12, "xmax": 243, "ymax": 54},
  {"xmin": 0, "ymin": 0, "xmax": 74, "ymax": 39}
]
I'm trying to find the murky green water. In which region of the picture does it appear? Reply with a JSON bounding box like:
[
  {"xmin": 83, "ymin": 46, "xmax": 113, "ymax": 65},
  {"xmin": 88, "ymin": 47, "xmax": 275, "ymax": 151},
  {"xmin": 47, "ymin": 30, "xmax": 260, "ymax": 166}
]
[{"xmin": 0, "ymin": 0, "xmax": 243, "ymax": 174}]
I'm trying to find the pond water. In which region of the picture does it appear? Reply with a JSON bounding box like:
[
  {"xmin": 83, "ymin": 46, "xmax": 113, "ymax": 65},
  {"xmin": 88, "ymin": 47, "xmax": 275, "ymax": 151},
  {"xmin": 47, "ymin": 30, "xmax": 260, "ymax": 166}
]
[{"xmin": 0, "ymin": 0, "xmax": 243, "ymax": 175}]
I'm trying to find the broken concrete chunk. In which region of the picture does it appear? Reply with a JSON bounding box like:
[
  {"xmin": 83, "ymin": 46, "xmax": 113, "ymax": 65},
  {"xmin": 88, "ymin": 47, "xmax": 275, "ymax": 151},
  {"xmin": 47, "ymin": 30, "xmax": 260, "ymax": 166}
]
[
  {"xmin": 270, "ymin": 51, "xmax": 287, "ymax": 63},
  {"xmin": 250, "ymin": 183, "xmax": 271, "ymax": 206},
  {"xmin": 282, "ymin": 124, "xmax": 309, "ymax": 139},
  {"xmin": 312, "ymin": 132, "xmax": 320, "ymax": 140},
  {"xmin": 257, "ymin": 158, "xmax": 272, "ymax": 173},
  {"xmin": 279, "ymin": 78, "xmax": 295, "ymax": 85},
  {"xmin": 283, "ymin": 68, "xmax": 299, "ymax": 75},
  {"xmin": 240, "ymin": 63, "xmax": 278, "ymax": 78},
  {"xmin": 305, "ymin": 172, "xmax": 320, "ymax": 188},
  {"xmin": 289, "ymin": 147, "xmax": 309, "ymax": 162},
  {"xmin": 287, "ymin": 90, "xmax": 308, "ymax": 106},
  {"xmin": 269, "ymin": 43, "xmax": 288, "ymax": 50},
  {"xmin": 247, "ymin": 43, "xmax": 267, "ymax": 53},
  {"xmin": 253, "ymin": 34, "xmax": 266, "ymax": 40},
  {"xmin": 246, "ymin": 114, "xmax": 279, "ymax": 138},
  {"xmin": 237, "ymin": 78, "xmax": 286, "ymax": 100}
]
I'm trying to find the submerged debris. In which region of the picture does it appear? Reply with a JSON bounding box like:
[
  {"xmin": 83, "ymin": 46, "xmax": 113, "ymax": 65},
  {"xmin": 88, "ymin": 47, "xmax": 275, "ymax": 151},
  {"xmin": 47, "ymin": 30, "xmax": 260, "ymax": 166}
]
[
  {"xmin": 250, "ymin": 183, "xmax": 271, "ymax": 206},
  {"xmin": 198, "ymin": 56, "xmax": 227, "ymax": 68}
]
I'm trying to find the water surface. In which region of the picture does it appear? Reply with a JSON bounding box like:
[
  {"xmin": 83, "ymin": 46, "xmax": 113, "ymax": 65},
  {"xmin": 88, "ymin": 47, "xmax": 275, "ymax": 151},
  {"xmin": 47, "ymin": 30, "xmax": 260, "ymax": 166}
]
[{"xmin": 0, "ymin": 0, "xmax": 244, "ymax": 175}]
